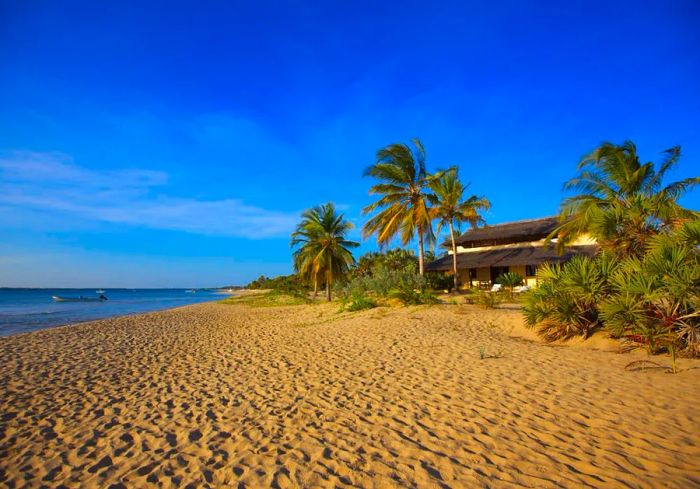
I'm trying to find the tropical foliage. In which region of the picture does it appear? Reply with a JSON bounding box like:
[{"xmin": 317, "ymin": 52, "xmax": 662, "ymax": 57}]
[
  {"xmin": 429, "ymin": 167, "xmax": 490, "ymax": 292},
  {"xmin": 525, "ymin": 220, "xmax": 700, "ymax": 362},
  {"xmin": 522, "ymin": 254, "xmax": 618, "ymax": 341},
  {"xmin": 551, "ymin": 141, "xmax": 699, "ymax": 257},
  {"xmin": 337, "ymin": 249, "xmax": 438, "ymax": 307},
  {"xmin": 290, "ymin": 203, "xmax": 359, "ymax": 301},
  {"xmin": 244, "ymin": 274, "xmax": 310, "ymax": 298},
  {"xmin": 362, "ymin": 138, "xmax": 439, "ymax": 276},
  {"xmin": 524, "ymin": 142, "xmax": 700, "ymax": 365},
  {"xmin": 601, "ymin": 221, "xmax": 700, "ymax": 369},
  {"xmin": 495, "ymin": 271, "xmax": 524, "ymax": 299}
]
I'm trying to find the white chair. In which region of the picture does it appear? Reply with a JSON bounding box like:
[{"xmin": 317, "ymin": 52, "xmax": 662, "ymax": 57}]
[{"xmin": 490, "ymin": 283, "xmax": 502, "ymax": 293}]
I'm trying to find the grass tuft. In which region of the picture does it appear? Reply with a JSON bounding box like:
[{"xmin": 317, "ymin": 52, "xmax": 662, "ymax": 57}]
[{"xmin": 221, "ymin": 291, "xmax": 310, "ymax": 307}]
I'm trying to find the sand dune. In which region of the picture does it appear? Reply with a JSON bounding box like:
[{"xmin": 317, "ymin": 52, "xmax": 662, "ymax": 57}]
[{"xmin": 1, "ymin": 302, "xmax": 698, "ymax": 488}]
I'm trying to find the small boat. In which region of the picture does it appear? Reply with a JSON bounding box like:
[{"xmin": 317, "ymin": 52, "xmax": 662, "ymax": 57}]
[
  {"xmin": 95, "ymin": 289, "xmax": 105, "ymax": 294},
  {"xmin": 53, "ymin": 295, "xmax": 108, "ymax": 302},
  {"xmin": 185, "ymin": 289, "xmax": 196, "ymax": 293}
]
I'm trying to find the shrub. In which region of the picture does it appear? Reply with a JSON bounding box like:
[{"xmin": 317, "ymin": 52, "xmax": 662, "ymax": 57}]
[
  {"xmin": 390, "ymin": 286, "xmax": 439, "ymax": 306},
  {"xmin": 522, "ymin": 254, "xmax": 617, "ymax": 341},
  {"xmin": 523, "ymin": 220, "xmax": 700, "ymax": 364},
  {"xmin": 496, "ymin": 272, "xmax": 524, "ymax": 299},
  {"xmin": 425, "ymin": 272, "xmax": 453, "ymax": 292},
  {"xmin": 342, "ymin": 291, "xmax": 377, "ymax": 312},
  {"xmin": 245, "ymin": 274, "xmax": 310, "ymax": 298},
  {"xmin": 600, "ymin": 223, "xmax": 700, "ymax": 367},
  {"xmin": 473, "ymin": 290, "xmax": 502, "ymax": 309},
  {"xmin": 340, "ymin": 262, "xmax": 425, "ymax": 299}
]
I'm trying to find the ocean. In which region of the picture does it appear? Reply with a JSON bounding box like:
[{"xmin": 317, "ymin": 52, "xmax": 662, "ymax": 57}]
[{"xmin": 0, "ymin": 288, "xmax": 228, "ymax": 336}]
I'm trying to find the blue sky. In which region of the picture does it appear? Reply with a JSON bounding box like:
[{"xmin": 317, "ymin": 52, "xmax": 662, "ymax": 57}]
[{"xmin": 1, "ymin": 1, "xmax": 699, "ymax": 287}]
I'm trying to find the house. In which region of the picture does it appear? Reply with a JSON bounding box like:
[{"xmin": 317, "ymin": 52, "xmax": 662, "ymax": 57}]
[{"xmin": 425, "ymin": 216, "xmax": 597, "ymax": 288}]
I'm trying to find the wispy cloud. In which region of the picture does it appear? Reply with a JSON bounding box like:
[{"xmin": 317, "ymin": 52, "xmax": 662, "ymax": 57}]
[{"xmin": 0, "ymin": 151, "xmax": 299, "ymax": 238}]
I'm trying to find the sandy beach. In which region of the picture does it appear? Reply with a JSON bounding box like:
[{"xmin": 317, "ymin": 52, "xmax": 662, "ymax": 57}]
[{"xmin": 1, "ymin": 301, "xmax": 699, "ymax": 488}]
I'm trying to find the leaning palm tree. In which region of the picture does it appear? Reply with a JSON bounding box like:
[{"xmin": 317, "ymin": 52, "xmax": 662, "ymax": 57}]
[
  {"xmin": 290, "ymin": 203, "xmax": 359, "ymax": 301},
  {"xmin": 362, "ymin": 138, "xmax": 436, "ymax": 276},
  {"xmin": 429, "ymin": 168, "xmax": 490, "ymax": 292},
  {"xmin": 551, "ymin": 141, "xmax": 700, "ymax": 258}
]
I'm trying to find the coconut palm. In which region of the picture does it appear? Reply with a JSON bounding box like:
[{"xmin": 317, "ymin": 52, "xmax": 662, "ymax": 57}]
[
  {"xmin": 429, "ymin": 167, "xmax": 490, "ymax": 292},
  {"xmin": 551, "ymin": 141, "xmax": 700, "ymax": 258},
  {"xmin": 290, "ymin": 203, "xmax": 359, "ymax": 301},
  {"xmin": 362, "ymin": 138, "xmax": 436, "ymax": 276}
]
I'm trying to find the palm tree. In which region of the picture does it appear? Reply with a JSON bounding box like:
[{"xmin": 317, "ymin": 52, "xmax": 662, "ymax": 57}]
[
  {"xmin": 551, "ymin": 141, "xmax": 700, "ymax": 258},
  {"xmin": 362, "ymin": 138, "xmax": 436, "ymax": 276},
  {"xmin": 290, "ymin": 203, "xmax": 359, "ymax": 301},
  {"xmin": 429, "ymin": 168, "xmax": 490, "ymax": 292}
]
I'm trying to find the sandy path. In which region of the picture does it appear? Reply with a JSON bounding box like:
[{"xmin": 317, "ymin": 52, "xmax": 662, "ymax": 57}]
[{"xmin": 0, "ymin": 302, "xmax": 698, "ymax": 488}]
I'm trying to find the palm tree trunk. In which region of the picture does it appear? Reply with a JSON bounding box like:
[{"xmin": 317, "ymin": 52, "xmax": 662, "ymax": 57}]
[
  {"xmin": 449, "ymin": 221, "xmax": 458, "ymax": 294},
  {"xmin": 418, "ymin": 233, "xmax": 425, "ymax": 277},
  {"xmin": 326, "ymin": 277, "xmax": 332, "ymax": 301},
  {"xmin": 313, "ymin": 274, "xmax": 318, "ymax": 297}
]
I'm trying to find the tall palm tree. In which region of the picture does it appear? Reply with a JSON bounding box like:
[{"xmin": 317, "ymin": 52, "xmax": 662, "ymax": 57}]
[
  {"xmin": 430, "ymin": 168, "xmax": 490, "ymax": 292},
  {"xmin": 362, "ymin": 138, "xmax": 436, "ymax": 276},
  {"xmin": 291, "ymin": 202, "xmax": 359, "ymax": 301},
  {"xmin": 552, "ymin": 141, "xmax": 700, "ymax": 258}
]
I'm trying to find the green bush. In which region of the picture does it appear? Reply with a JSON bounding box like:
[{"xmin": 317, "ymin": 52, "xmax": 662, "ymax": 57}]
[
  {"xmin": 496, "ymin": 272, "xmax": 523, "ymax": 298},
  {"xmin": 245, "ymin": 274, "xmax": 310, "ymax": 298},
  {"xmin": 345, "ymin": 294, "xmax": 377, "ymax": 312},
  {"xmin": 425, "ymin": 272, "xmax": 453, "ymax": 292},
  {"xmin": 390, "ymin": 286, "xmax": 439, "ymax": 306},
  {"xmin": 473, "ymin": 290, "xmax": 502, "ymax": 309},
  {"xmin": 340, "ymin": 262, "xmax": 425, "ymax": 299},
  {"xmin": 522, "ymin": 254, "xmax": 616, "ymax": 341},
  {"xmin": 523, "ymin": 220, "xmax": 700, "ymax": 364},
  {"xmin": 599, "ymin": 223, "xmax": 700, "ymax": 367}
]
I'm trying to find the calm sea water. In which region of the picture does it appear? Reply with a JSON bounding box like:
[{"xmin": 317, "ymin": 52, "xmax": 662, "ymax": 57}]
[{"xmin": 0, "ymin": 288, "xmax": 227, "ymax": 337}]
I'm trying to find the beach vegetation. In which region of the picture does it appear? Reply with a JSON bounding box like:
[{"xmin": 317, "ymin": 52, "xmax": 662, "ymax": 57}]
[
  {"xmin": 600, "ymin": 221, "xmax": 700, "ymax": 369},
  {"xmin": 389, "ymin": 285, "xmax": 439, "ymax": 306},
  {"xmin": 291, "ymin": 202, "xmax": 359, "ymax": 301},
  {"xmin": 495, "ymin": 272, "xmax": 524, "ymax": 299},
  {"xmin": 473, "ymin": 290, "xmax": 502, "ymax": 309},
  {"xmin": 522, "ymin": 254, "xmax": 616, "ymax": 341},
  {"xmin": 525, "ymin": 223, "xmax": 700, "ymax": 361},
  {"xmin": 525, "ymin": 141, "xmax": 699, "ymax": 362},
  {"xmin": 424, "ymin": 269, "xmax": 454, "ymax": 292},
  {"xmin": 244, "ymin": 274, "xmax": 310, "ymax": 299},
  {"xmin": 337, "ymin": 249, "xmax": 443, "ymax": 306},
  {"xmin": 550, "ymin": 141, "xmax": 699, "ymax": 257},
  {"xmin": 221, "ymin": 291, "xmax": 310, "ymax": 307},
  {"xmin": 340, "ymin": 291, "xmax": 377, "ymax": 312},
  {"xmin": 429, "ymin": 167, "xmax": 490, "ymax": 292}
]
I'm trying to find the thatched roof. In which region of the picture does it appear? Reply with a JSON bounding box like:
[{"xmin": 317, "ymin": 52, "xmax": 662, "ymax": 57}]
[
  {"xmin": 449, "ymin": 216, "xmax": 560, "ymax": 248},
  {"xmin": 426, "ymin": 244, "xmax": 597, "ymax": 272}
]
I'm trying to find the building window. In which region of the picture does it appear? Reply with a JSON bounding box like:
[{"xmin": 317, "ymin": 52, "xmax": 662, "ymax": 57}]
[{"xmin": 526, "ymin": 265, "xmax": 537, "ymax": 277}]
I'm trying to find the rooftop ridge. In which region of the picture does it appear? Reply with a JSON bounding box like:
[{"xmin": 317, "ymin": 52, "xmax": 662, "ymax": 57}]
[{"xmin": 479, "ymin": 215, "xmax": 559, "ymax": 228}]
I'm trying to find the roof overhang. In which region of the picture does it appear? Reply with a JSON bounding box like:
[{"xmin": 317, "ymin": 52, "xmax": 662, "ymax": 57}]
[{"xmin": 426, "ymin": 244, "xmax": 597, "ymax": 272}]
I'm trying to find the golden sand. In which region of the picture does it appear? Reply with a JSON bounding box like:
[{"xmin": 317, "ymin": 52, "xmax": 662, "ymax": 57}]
[{"xmin": 1, "ymin": 301, "xmax": 698, "ymax": 488}]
